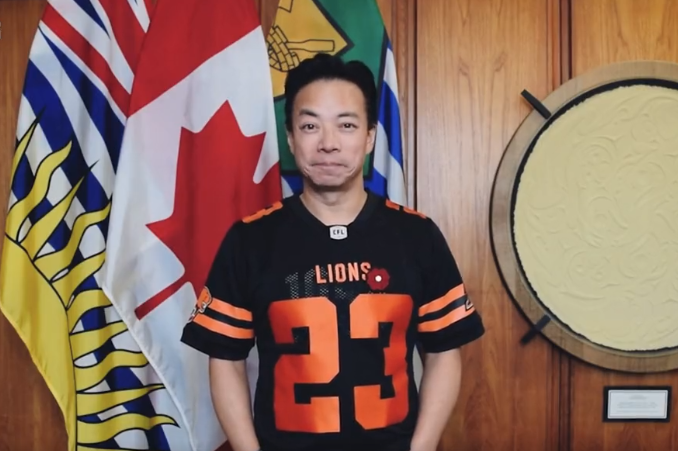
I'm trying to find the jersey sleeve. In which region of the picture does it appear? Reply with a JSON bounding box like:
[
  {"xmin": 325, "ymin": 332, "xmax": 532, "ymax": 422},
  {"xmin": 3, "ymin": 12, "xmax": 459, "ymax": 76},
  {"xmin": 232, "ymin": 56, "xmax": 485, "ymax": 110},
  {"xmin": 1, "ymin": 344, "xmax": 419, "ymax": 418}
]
[
  {"xmin": 180, "ymin": 221, "xmax": 255, "ymax": 360},
  {"xmin": 417, "ymin": 218, "xmax": 485, "ymax": 353}
]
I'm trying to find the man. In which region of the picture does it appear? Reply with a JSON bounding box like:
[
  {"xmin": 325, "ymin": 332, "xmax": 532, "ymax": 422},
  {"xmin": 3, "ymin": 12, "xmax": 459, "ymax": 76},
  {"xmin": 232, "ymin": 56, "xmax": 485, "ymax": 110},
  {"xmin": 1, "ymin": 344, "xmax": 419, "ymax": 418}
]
[{"xmin": 180, "ymin": 53, "xmax": 485, "ymax": 451}]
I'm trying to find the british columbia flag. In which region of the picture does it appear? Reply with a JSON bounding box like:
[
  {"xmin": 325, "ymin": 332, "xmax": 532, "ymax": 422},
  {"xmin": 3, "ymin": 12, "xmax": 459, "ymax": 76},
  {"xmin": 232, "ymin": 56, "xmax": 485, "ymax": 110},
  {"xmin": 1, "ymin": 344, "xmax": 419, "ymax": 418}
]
[{"xmin": 0, "ymin": 1, "xmax": 193, "ymax": 450}]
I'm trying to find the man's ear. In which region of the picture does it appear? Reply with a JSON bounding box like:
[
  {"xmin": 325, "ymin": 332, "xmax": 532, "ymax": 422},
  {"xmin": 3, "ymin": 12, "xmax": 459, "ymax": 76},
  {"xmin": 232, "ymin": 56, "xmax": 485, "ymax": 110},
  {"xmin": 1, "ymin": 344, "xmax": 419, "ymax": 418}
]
[
  {"xmin": 286, "ymin": 130, "xmax": 295, "ymax": 155},
  {"xmin": 366, "ymin": 125, "xmax": 376, "ymax": 154}
]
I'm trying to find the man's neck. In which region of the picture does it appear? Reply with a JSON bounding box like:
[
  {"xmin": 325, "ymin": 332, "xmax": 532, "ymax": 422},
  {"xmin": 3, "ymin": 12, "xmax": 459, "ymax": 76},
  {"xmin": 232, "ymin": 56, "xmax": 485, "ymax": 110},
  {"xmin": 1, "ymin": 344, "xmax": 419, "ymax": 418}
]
[{"xmin": 300, "ymin": 185, "xmax": 368, "ymax": 226}]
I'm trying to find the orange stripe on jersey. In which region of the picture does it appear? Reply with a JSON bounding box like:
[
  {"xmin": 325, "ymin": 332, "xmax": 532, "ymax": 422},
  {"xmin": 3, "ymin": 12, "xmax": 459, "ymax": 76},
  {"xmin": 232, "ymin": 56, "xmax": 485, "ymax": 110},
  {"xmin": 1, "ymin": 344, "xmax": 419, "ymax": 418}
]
[
  {"xmin": 384, "ymin": 199, "xmax": 427, "ymax": 218},
  {"xmin": 242, "ymin": 201, "xmax": 283, "ymax": 223},
  {"xmin": 385, "ymin": 199, "xmax": 401, "ymax": 211},
  {"xmin": 193, "ymin": 314, "xmax": 254, "ymax": 339},
  {"xmin": 402, "ymin": 206, "xmax": 426, "ymax": 218},
  {"xmin": 208, "ymin": 297, "xmax": 253, "ymax": 322},
  {"xmin": 418, "ymin": 302, "xmax": 475, "ymax": 333},
  {"xmin": 418, "ymin": 284, "xmax": 465, "ymax": 317}
]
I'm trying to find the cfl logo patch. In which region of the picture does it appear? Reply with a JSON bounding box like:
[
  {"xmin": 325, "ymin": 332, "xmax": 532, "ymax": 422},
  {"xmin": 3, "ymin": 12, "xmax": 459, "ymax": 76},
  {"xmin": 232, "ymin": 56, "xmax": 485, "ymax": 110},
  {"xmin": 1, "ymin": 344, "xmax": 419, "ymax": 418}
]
[{"xmin": 329, "ymin": 225, "xmax": 348, "ymax": 240}]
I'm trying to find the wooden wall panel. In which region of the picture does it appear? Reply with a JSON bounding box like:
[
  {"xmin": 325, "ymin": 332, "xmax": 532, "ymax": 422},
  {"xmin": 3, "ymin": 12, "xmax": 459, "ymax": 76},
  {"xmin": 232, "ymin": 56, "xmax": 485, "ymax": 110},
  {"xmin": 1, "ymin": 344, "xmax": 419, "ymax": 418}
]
[
  {"xmin": 416, "ymin": 1, "xmax": 557, "ymax": 450},
  {"xmin": 568, "ymin": 1, "xmax": 678, "ymax": 450},
  {"xmin": 572, "ymin": 0, "xmax": 678, "ymax": 75},
  {"xmin": 0, "ymin": 3, "xmax": 68, "ymax": 451},
  {"xmin": 257, "ymin": 0, "xmax": 277, "ymax": 36}
]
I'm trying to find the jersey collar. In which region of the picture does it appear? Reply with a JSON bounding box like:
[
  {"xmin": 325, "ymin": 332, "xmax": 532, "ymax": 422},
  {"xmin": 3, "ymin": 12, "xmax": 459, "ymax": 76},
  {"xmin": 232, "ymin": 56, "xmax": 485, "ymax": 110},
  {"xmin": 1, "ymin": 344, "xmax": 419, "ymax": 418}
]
[{"xmin": 288, "ymin": 189, "xmax": 379, "ymax": 238}]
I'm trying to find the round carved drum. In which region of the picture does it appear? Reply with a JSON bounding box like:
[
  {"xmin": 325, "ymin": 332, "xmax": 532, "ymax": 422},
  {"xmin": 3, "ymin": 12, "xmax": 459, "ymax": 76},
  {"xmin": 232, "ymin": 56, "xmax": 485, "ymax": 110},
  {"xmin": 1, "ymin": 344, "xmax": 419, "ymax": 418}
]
[{"xmin": 490, "ymin": 61, "xmax": 678, "ymax": 373}]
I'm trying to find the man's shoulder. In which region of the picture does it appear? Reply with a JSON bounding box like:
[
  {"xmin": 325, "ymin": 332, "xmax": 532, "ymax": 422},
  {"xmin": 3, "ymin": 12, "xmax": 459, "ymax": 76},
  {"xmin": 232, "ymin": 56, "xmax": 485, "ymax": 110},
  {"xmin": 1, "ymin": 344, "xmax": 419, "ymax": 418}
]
[
  {"xmin": 217, "ymin": 199, "xmax": 291, "ymax": 252},
  {"xmin": 372, "ymin": 195, "xmax": 450, "ymax": 259},
  {"xmin": 235, "ymin": 198, "xmax": 292, "ymax": 232},
  {"xmin": 375, "ymin": 196, "xmax": 434, "ymax": 231},
  {"xmin": 381, "ymin": 198, "xmax": 427, "ymax": 218}
]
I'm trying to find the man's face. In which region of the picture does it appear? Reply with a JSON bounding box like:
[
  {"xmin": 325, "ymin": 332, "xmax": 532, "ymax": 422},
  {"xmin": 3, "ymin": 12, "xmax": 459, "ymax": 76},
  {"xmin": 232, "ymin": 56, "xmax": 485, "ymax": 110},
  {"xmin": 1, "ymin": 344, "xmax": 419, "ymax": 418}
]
[{"xmin": 287, "ymin": 78, "xmax": 375, "ymax": 191}]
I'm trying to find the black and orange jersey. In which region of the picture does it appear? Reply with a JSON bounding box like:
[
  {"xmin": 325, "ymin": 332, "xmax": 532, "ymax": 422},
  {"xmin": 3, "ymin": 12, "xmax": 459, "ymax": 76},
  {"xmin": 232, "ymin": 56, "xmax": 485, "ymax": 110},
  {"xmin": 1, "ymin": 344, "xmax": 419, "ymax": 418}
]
[{"xmin": 180, "ymin": 190, "xmax": 485, "ymax": 451}]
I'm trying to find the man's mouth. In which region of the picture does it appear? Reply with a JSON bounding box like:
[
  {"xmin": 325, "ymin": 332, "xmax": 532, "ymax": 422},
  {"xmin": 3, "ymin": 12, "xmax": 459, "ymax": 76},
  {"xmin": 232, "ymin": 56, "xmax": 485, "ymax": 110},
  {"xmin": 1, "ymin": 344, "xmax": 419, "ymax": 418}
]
[{"xmin": 313, "ymin": 162, "xmax": 343, "ymax": 167}]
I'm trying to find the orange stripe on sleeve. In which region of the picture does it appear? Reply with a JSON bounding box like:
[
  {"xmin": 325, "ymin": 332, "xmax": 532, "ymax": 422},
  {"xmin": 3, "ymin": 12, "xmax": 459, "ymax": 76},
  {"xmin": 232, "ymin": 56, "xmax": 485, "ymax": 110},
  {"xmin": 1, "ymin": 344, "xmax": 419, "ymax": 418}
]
[
  {"xmin": 418, "ymin": 302, "xmax": 475, "ymax": 333},
  {"xmin": 418, "ymin": 284, "xmax": 465, "ymax": 317},
  {"xmin": 208, "ymin": 297, "xmax": 253, "ymax": 322},
  {"xmin": 193, "ymin": 314, "xmax": 254, "ymax": 339}
]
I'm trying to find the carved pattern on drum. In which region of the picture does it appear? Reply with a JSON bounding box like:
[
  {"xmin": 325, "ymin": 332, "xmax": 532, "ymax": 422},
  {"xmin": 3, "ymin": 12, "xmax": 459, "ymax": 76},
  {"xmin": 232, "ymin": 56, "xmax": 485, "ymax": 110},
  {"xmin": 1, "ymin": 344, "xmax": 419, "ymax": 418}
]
[{"xmin": 513, "ymin": 84, "xmax": 678, "ymax": 352}]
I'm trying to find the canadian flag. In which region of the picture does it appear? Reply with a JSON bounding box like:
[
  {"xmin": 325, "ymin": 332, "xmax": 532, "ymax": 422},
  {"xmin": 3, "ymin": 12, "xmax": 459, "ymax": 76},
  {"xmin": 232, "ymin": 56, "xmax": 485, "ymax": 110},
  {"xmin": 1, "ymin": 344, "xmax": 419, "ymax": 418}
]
[{"xmin": 101, "ymin": 0, "xmax": 281, "ymax": 450}]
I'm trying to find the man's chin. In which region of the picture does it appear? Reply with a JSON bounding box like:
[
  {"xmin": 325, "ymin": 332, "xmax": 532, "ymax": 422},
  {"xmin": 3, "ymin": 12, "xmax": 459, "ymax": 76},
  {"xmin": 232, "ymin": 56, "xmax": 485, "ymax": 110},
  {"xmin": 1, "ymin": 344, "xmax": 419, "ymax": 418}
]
[{"xmin": 306, "ymin": 177, "xmax": 350, "ymax": 192}]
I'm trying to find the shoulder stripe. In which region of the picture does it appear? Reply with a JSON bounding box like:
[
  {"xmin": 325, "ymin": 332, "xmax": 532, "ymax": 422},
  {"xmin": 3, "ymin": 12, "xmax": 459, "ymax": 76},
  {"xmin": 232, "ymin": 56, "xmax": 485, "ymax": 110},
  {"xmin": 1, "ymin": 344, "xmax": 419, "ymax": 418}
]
[
  {"xmin": 385, "ymin": 199, "xmax": 401, "ymax": 211},
  {"xmin": 384, "ymin": 199, "xmax": 427, "ymax": 218},
  {"xmin": 403, "ymin": 206, "xmax": 427, "ymax": 218},
  {"xmin": 242, "ymin": 201, "xmax": 283, "ymax": 223}
]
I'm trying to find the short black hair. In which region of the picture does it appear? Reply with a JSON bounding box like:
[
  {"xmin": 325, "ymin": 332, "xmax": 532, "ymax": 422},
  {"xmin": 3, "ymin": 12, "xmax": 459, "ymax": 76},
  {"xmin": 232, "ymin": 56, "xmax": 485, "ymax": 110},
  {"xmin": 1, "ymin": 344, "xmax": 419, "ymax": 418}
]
[{"xmin": 283, "ymin": 53, "xmax": 378, "ymax": 132}]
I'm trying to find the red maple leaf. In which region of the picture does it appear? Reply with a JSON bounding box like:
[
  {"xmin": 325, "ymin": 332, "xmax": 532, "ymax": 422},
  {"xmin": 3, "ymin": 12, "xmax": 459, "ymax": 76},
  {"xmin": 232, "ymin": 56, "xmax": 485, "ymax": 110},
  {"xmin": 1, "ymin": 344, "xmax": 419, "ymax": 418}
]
[{"xmin": 135, "ymin": 101, "xmax": 280, "ymax": 319}]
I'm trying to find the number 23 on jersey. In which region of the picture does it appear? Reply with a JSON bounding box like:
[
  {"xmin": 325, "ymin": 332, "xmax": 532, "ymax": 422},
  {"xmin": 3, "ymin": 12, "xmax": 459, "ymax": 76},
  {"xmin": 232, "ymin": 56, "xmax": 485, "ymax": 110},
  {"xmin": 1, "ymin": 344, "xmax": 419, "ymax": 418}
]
[{"xmin": 269, "ymin": 294, "xmax": 413, "ymax": 433}]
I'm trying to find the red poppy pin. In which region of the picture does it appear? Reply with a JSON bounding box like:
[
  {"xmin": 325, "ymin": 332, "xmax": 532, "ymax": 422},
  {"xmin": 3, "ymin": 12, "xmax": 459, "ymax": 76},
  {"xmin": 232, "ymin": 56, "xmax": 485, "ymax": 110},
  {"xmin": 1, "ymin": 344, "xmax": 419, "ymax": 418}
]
[{"xmin": 367, "ymin": 267, "xmax": 390, "ymax": 291}]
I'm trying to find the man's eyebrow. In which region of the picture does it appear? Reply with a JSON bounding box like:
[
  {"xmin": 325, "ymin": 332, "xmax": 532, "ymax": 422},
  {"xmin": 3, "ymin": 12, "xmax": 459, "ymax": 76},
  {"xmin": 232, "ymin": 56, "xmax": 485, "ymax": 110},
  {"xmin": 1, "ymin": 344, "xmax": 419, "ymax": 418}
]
[
  {"xmin": 298, "ymin": 108, "xmax": 319, "ymax": 117},
  {"xmin": 337, "ymin": 112, "xmax": 359, "ymax": 118},
  {"xmin": 297, "ymin": 108, "xmax": 360, "ymax": 119}
]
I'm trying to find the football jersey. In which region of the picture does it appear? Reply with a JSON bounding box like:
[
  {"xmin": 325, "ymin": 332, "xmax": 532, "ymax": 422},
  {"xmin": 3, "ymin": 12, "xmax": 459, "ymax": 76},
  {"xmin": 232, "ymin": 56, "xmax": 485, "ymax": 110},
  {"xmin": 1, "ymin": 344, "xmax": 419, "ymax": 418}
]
[{"xmin": 180, "ymin": 190, "xmax": 485, "ymax": 451}]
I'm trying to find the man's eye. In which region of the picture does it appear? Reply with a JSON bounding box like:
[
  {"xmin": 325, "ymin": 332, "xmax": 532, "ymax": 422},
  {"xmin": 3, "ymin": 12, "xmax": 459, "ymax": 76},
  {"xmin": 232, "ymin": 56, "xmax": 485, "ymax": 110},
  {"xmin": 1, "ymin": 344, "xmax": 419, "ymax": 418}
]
[{"xmin": 301, "ymin": 124, "xmax": 316, "ymax": 130}]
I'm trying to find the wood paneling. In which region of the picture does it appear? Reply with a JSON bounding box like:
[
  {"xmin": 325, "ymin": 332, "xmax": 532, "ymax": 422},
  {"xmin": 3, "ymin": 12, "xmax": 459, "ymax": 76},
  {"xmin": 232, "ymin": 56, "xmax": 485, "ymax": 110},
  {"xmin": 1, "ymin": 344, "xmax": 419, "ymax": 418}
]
[
  {"xmin": 258, "ymin": 0, "xmax": 277, "ymax": 36},
  {"xmin": 0, "ymin": 3, "xmax": 68, "ymax": 451},
  {"xmin": 568, "ymin": 1, "xmax": 678, "ymax": 450},
  {"xmin": 572, "ymin": 0, "xmax": 678, "ymax": 75},
  {"xmin": 416, "ymin": 0, "xmax": 556, "ymax": 450}
]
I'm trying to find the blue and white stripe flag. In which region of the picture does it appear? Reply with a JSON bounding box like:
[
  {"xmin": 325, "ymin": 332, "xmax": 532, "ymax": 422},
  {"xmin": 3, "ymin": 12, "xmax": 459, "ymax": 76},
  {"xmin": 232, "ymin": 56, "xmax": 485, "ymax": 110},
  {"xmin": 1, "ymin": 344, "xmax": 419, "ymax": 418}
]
[{"xmin": 366, "ymin": 40, "xmax": 407, "ymax": 205}]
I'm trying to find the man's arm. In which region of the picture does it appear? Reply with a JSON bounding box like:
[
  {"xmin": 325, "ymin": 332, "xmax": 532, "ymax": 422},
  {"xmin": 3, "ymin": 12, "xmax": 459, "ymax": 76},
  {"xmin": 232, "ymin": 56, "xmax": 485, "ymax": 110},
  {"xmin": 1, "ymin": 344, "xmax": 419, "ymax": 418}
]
[
  {"xmin": 409, "ymin": 349, "xmax": 462, "ymax": 451},
  {"xmin": 411, "ymin": 217, "xmax": 485, "ymax": 451},
  {"xmin": 179, "ymin": 222, "xmax": 260, "ymax": 450},
  {"xmin": 209, "ymin": 358, "xmax": 260, "ymax": 451}
]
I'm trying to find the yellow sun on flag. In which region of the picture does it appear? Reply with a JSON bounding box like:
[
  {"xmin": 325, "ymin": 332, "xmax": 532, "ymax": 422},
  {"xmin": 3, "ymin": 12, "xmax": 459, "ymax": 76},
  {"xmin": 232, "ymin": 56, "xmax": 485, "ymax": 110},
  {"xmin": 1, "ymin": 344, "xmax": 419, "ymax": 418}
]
[{"xmin": 0, "ymin": 117, "xmax": 177, "ymax": 450}]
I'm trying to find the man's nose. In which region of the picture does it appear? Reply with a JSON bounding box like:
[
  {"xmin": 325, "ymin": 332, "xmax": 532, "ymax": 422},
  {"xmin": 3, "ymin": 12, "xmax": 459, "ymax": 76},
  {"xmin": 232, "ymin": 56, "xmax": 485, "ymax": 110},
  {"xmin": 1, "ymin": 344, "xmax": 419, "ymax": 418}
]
[{"xmin": 319, "ymin": 127, "xmax": 339, "ymax": 152}]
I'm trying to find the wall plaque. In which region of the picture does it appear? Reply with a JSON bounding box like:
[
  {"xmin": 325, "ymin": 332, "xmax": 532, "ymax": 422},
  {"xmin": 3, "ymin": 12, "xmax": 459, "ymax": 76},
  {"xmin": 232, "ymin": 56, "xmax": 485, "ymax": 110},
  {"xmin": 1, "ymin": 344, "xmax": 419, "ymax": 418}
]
[{"xmin": 603, "ymin": 386, "xmax": 671, "ymax": 422}]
